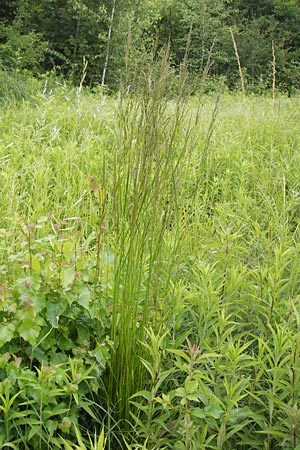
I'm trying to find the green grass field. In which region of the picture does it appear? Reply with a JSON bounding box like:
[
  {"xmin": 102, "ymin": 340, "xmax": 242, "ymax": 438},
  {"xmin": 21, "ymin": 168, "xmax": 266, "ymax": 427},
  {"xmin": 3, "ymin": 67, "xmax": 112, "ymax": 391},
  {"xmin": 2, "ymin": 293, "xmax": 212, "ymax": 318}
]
[{"xmin": 1, "ymin": 73, "xmax": 300, "ymax": 449}]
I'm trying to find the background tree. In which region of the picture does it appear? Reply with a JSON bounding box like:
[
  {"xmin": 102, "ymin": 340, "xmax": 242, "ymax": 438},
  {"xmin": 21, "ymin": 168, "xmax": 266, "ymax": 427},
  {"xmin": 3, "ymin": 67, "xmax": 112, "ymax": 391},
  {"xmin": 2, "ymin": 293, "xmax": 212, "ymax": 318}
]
[{"xmin": 0, "ymin": 0, "xmax": 299, "ymax": 93}]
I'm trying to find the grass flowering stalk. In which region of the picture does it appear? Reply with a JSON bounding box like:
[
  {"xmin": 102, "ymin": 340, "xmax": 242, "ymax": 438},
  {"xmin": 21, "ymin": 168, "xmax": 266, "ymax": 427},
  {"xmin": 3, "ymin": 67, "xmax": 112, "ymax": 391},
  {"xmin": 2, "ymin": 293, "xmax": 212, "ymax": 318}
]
[{"xmin": 106, "ymin": 49, "xmax": 193, "ymax": 425}]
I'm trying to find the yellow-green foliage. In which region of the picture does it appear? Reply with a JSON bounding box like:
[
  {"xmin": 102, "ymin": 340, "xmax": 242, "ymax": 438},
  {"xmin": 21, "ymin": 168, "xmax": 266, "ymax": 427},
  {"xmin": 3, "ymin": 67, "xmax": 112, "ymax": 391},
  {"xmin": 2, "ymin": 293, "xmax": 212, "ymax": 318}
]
[{"xmin": 1, "ymin": 73, "xmax": 300, "ymax": 449}]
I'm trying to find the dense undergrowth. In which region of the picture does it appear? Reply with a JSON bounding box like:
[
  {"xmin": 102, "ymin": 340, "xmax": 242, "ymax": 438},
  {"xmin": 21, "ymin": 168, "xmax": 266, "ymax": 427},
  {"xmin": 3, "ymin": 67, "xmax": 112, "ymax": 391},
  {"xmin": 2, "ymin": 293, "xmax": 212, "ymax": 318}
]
[{"xmin": 1, "ymin": 67, "xmax": 300, "ymax": 449}]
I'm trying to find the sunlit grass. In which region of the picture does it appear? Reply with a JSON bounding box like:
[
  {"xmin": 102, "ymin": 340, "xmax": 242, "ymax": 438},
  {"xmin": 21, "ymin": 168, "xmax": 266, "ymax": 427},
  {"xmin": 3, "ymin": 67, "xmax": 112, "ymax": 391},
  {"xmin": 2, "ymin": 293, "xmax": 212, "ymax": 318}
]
[{"xmin": 1, "ymin": 72, "xmax": 300, "ymax": 448}]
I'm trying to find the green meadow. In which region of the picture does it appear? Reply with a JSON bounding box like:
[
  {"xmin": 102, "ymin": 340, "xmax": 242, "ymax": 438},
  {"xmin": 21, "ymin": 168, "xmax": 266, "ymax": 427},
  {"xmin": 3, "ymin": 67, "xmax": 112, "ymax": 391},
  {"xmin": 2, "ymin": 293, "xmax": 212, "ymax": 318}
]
[{"xmin": 1, "ymin": 72, "xmax": 300, "ymax": 449}]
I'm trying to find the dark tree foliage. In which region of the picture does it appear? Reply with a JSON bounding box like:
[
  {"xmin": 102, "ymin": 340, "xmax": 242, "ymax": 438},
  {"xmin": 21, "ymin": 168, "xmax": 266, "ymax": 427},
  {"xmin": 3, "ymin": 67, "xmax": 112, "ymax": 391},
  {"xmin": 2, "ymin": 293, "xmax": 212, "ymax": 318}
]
[
  {"xmin": 224, "ymin": 0, "xmax": 300, "ymax": 93},
  {"xmin": 0, "ymin": 0, "xmax": 299, "ymax": 93},
  {"xmin": 0, "ymin": 0, "xmax": 16, "ymax": 23}
]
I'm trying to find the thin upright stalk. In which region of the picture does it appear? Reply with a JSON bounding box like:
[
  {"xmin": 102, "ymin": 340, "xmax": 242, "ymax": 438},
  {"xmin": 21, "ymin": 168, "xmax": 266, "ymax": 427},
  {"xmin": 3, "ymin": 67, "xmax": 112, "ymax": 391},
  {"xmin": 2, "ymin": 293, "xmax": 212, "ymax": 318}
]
[
  {"xmin": 101, "ymin": 0, "xmax": 116, "ymax": 87},
  {"xmin": 229, "ymin": 26, "xmax": 253, "ymax": 165}
]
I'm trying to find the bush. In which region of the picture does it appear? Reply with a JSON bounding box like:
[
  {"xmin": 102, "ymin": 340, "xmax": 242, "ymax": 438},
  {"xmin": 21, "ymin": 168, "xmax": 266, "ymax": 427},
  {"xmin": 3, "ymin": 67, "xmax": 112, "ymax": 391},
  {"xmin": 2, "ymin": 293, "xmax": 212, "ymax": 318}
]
[
  {"xmin": 0, "ymin": 23, "xmax": 48, "ymax": 74},
  {"xmin": 0, "ymin": 218, "xmax": 112, "ymax": 448}
]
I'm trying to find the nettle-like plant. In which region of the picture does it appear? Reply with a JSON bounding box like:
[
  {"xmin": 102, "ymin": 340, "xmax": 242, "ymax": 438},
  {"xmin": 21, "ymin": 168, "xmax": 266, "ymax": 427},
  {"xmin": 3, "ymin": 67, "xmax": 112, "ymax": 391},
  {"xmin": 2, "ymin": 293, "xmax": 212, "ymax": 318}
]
[
  {"xmin": 129, "ymin": 324, "xmax": 263, "ymax": 450},
  {"xmin": 129, "ymin": 323, "xmax": 300, "ymax": 450},
  {"xmin": 0, "ymin": 214, "xmax": 112, "ymax": 448}
]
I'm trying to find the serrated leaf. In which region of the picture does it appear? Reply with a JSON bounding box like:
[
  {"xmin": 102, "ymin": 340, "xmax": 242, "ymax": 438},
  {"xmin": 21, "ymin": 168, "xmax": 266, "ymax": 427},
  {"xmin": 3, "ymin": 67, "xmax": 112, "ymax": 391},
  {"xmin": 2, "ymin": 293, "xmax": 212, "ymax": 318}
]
[
  {"xmin": 18, "ymin": 319, "xmax": 41, "ymax": 346},
  {"xmin": 89, "ymin": 345, "xmax": 109, "ymax": 368},
  {"xmin": 0, "ymin": 322, "xmax": 15, "ymax": 345}
]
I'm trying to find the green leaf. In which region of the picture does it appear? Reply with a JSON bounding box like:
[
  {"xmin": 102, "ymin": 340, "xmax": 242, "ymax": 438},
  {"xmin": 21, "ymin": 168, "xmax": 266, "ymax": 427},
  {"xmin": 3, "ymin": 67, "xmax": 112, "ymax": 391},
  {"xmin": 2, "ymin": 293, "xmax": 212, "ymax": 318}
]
[
  {"xmin": 80, "ymin": 401, "xmax": 98, "ymax": 421},
  {"xmin": 256, "ymin": 428, "xmax": 287, "ymax": 437},
  {"xmin": 77, "ymin": 286, "xmax": 91, "ymax": 310},
  {"xmin": 175, "ymin": 387, "xmax": 186, "ymax": 398},
  {"xmin": 63, "ymin": 241, "xmax": 75, "ymax": 263},
  {"xmin": 62, "ymin": 266, "xmax": 75, "ymax": 288},
  {"xmin": 60, "ymin": 437, "xmax": 74, "ymax": 450},
  {"xmin": 228, "ymin": 406, "xmax": 258, "ymax": 424},
  {"xmin": 28, "ymin": 424, "xmax": 41, "ymax": 440},
  {"xmin": 46, "ymin": 419, "xmax": 58, "ymax": 436},
  {"xmin": 74, "ymin": 424, "xmax": 86, "ymax": 447},
  {"xmin": 89, "ymin": 345, "xmax": 109, "ymax": 368},
  {"xmin": 185, "ymin": 379, "xmax": 198, "ymax": 394},
  {"xmin": 46, "ymin": 303, "xmax": 59, "ymax": 328},
  {"xmin": 0, "ymin": 322, "xmax": 15, "ymax": 345},
  {"xmin": 130, "ymin": 390, "xmax": 152, "ymax": 401},
  {"xmin": 31, "ymin": 255, "xmax": 41, "ymax": 274},
  {"xmin": 97, "ymin": 427, "xmax": 106, "ymax": 450},
  {"xmin": 44, "ymin": 406, "xmax": 70, "ymax": 416},
  {"xmin": 18, "ymin": 318, "xmax": 41, "ymax": 346},
  {"xmin": 34, "ymin": 293, "xmax": 46, "ymax": 313},
  {"xmin": 204, "ymin": 404, "xmax": 224, "ymax": 419},
  {"xmin": 190, "ymin": 407, "xmax": 206, "ymax": 419},
  {"xmin": 46, "ymin": 301, "xmax": 67, "ymax": 328},
  {"xmin": 167, "ymin": 348, "xmax": 190, "ymax": 362}
]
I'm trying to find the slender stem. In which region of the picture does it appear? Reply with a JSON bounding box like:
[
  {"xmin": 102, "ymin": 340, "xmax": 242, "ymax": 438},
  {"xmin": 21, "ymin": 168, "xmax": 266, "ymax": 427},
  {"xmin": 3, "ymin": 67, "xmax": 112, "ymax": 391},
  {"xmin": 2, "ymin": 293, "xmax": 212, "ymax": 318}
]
[{"xmin": 101, "ymin": 0, "xmax": 116, "ymax": 87}]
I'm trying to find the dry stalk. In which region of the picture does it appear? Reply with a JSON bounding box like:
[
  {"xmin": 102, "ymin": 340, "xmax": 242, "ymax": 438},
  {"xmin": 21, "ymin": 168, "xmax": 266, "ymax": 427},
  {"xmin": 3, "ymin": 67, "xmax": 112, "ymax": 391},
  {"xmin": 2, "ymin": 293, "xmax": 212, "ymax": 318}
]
[{"xmin": 229, "ymin": 26, "xmax": 245, "ymax": 97}]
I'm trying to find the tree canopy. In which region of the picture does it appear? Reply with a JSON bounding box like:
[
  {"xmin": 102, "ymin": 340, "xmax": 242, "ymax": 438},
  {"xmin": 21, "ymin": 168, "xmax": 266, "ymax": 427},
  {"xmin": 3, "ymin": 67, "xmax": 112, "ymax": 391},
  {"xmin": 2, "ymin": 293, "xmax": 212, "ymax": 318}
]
[{"xmin": 0, "ymin": 0, "xmax": 299, "ymax": 93}]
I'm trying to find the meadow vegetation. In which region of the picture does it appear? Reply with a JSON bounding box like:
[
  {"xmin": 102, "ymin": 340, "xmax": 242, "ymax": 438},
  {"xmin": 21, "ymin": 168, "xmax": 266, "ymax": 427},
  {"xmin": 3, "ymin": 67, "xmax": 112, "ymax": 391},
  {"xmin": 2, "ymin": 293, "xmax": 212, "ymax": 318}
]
[{"xmin": 1, "ymin": 65, "xmax": 300, "ymax": 449}]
